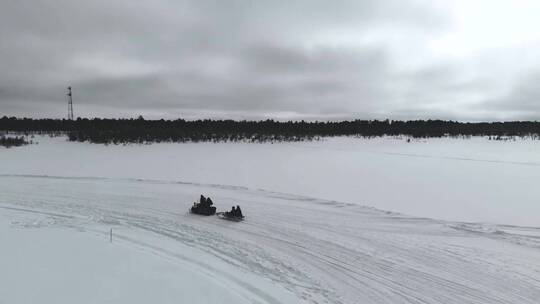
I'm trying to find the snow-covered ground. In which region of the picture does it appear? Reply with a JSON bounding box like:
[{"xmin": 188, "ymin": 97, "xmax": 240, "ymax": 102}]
[
  {"xmin": 0, "ymin": 208, "xmax": 279, "ymax": 304},
  {"xmin": 1, "ymin": 136, "xmax": 540, "ymax": 303},
  {"xmin": 1, "ymin": 135, "xmax": 539, "ymax": 225}
]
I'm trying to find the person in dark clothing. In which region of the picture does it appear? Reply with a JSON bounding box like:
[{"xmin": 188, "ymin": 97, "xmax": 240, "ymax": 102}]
[
  {"xmin": 229, "ymin": 206, "xmax": 236, "ymax": 217},
  {"xmin": 236, "ymin": 205, "xmax": 243, "ymax": 217},
  {"xmin": 191, "ymin": 195, "xmax": 216, "ymax": 215}
]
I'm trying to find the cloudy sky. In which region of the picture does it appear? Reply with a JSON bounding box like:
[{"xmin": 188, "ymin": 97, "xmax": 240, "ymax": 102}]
[{"xmin": 1, "ymin": 0, "xmax": 539, "ymax": 121}]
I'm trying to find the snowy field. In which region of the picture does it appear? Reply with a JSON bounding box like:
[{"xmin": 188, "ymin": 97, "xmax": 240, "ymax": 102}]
[
  {"xmin": 1, "ymin": 135, "xmax": 540, "ymax": 303},
  {"xmin": 2, "ymin": 135, "xmax": 539, "ymax": 225}
]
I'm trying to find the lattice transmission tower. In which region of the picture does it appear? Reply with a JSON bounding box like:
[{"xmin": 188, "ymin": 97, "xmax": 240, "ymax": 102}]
[{"xmin": 67, "ymin": 86, "xmax": 74, "ymax": 120}]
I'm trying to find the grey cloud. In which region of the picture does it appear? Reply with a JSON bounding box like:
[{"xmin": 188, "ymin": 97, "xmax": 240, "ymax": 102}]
[
  {"xmin": 496, "ymin": 73, "xmax": 540, "ymax": 112},
  {"xmin": 0, "ymin": 0, "xmax": 537, "ymax": 121},
  {"xmin": 475, "ymin": 72, "xmax": 540, "ymax": 120}
]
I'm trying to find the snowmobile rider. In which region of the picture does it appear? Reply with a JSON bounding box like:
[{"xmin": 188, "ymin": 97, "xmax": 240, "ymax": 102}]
[
  {"xmin": 199, "ymin": 195, "xmax": 207, "ymax": 206},
  {"xmin": 198, "ymin": 195, "xmax": 214, "ymax": 208},
  {"xmin": 236, "ymin": 205, "xmax": 243, "ymax": 217}
]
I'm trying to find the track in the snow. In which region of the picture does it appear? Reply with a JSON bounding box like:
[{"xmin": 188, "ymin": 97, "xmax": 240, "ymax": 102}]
[{"xmin": 1, "ymin": 174, "xmax": 540, "ymax": 304}]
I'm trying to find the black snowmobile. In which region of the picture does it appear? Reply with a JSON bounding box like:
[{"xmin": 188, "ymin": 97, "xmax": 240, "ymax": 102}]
[
  {"xmin": 217, "ymin": 206, "xmax": 245, "ymax": 221},
  {"xmin": 190, "ymin": 195, "xmax": 216, "ymax": 216},
  {"xmin": 216, "ymin": 212, "xmax": 245, "ymax": 221}
]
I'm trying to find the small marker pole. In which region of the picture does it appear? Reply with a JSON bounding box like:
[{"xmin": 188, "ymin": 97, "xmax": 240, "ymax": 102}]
[{"xmin": 110, "ymin": 228, "xmax": 112, "ymax": 243}]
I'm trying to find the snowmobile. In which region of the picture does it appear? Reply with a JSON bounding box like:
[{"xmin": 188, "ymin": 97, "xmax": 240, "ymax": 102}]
[
  {"xmin": 190, "ymin": 195, "xmax": 216, "ymax": 215},
  {"xmin": 216, "ymin": 211, "xmax": 245, "ymax": 222},
  {"xmin": 190, "ymin": 204, "xmax": 216, "ymax": 215}
]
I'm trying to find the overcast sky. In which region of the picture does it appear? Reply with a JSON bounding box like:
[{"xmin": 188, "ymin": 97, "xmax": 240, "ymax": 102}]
[{"xmin": 1, "ymin": 0, "xmax": 539, "ymax": 121}]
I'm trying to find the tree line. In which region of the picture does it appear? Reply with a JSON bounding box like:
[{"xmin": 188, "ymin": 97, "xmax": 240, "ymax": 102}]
[
  {"xmin": 0, "ymin": 134, "xmax": 29, "ymax": 148},
  {"xmin": 1, "ymin": 116, "xmax": 539, "ymax": 144}
]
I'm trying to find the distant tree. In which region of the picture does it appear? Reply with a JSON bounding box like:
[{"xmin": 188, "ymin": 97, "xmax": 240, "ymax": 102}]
[
  {"xmin": 0, "ymin": 135, "xmax": 29, "ymax": 148},
  {"xmin": 0, "ymin": 116, "xmax": 539, "ymax": 144}
]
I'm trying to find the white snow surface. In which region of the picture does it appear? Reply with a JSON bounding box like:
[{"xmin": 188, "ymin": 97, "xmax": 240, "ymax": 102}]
[
  {"xmin": 1, "ymin": 136, "xmax": 540, "ymax": 303},
  {"xmin": 1, "ymin": 135, "xmax": 539, "ymax": 225}
]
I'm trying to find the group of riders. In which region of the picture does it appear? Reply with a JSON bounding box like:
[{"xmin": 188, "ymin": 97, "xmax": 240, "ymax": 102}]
[
  {"xmin": 191, "ymin": 195, "xmax": 243, "ymax": 219},
  {"xmin": 226, "ymin": 205, "xmax": 243, "ymax": 218},
  {"xmin": 191, "ymin": 195, "xmax": 216, "ymax": 215}
]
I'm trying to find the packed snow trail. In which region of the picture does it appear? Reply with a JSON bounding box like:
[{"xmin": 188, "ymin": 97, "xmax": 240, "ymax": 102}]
[{"xmin": 1, "ymin": 175, "xmax": 539, "ymax": 304}]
